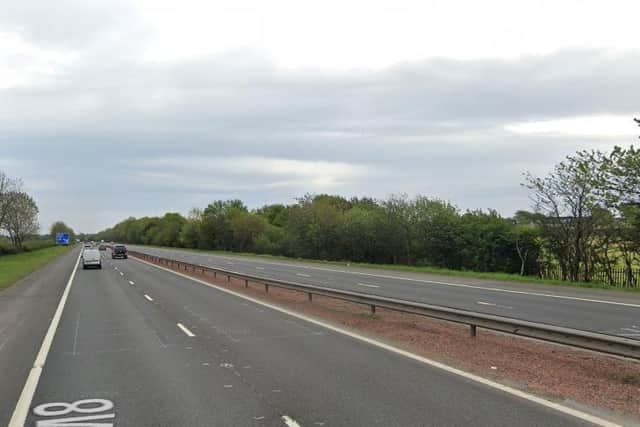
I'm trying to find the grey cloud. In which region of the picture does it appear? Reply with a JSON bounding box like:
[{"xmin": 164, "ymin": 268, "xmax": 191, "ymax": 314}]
[
  {"xmin": 0, "ymin": 0, "xmax": 139, "ymax": 49},
  {"xmin": 1, "ymin": 29, "xmax": 639, "ymax": 232}
]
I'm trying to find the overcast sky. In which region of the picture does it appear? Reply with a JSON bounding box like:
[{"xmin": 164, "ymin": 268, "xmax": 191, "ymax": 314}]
[{"xmin": 1, "ymin": 0, "xmax": 639, "ymax": 233}]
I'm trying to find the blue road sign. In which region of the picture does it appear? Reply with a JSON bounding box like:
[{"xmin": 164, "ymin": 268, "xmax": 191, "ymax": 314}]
[{"xmin": 55, "ymin": 233, "xmax": 70, "ymax": 245}]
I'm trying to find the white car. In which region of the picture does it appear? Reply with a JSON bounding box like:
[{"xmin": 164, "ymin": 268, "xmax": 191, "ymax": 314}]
[{"xmin": 82, "ymin": 248, "xmax": 102, "ymax": 269}]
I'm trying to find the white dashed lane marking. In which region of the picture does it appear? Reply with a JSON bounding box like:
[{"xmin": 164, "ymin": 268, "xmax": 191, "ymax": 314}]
[
  {"xmin": 357, "ymin": 282, "xmax": 380, "ymax": 288},
  {"xmin": 296, "ymin": 273, "xmax": 311, "ymax": 278},
  {"xmin": 177, "ymin": 323, "xmax": 196, "ymax": 337},
  {"xmin": 144, "ymin": 294, "xmax": 153, "ymax": 302},
  {"xmin": 134, "ymin": 254, "xmax": 623, "ymax": 427},
  {"xmin": 129, "ymin": 281, "xmax": 135, "ymax": 285},
  {"xmin": 282, "ymin": 415, "xmax": 301, "ymax": 427},
  {"xmin": 477, "ymin": 301, "xmax": 513, "ymax": 309}
]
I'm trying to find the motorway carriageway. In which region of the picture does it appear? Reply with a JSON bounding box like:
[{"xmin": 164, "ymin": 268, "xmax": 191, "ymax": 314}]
[
  {"xmin": 130, "ymin": 245, "xmax": 640, "ymax": 340},
  {"xmin": 0, "ymin": 247, "xmax": 611, "ymax": 426}
]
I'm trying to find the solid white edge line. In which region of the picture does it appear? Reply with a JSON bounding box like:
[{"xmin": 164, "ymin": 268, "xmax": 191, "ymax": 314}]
[
  {"xmin": 144, "ymin": 294, "xmax": 153, "ymax": 302},
  {"xmin": 177, "ymin": 322, "xmax": 195, "ymax": 337},
  {"xmin": 140, "ymin": 248, "xmax": 640, "ymax": 308},
  {"xmin": 8, "ymin": 250, "xmax": 82, "ymax": 427},
  {"xmin": 133, "ymin": 256, "xmax": 621, "ymax": 427}
]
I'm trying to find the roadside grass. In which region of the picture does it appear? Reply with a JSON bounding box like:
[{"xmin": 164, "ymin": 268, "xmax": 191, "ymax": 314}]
[
  {"xmin": 0, "ymin": 245, "xmax": 72, "ymax": 290},
  {"xmin": 137, "ymin": 245, "xmax": 640, "ymax": 292}
]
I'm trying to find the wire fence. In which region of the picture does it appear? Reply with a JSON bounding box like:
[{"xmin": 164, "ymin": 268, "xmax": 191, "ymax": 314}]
[{"xmin": 539, "ymin": 266, "xmax": 640, "ymax": 288}]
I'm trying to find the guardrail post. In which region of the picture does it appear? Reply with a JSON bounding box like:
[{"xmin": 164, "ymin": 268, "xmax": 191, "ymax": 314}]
[
  {"xmin": 213, "ymin": 271, "xmax": 217, "ymax": 278},
  {"xmin": 129, "ymin": 253, "xmax": 640, "ymax": 360},
  {"xmin": 245, "ymin": 279, "xmax": 249, "ymax": 288}
]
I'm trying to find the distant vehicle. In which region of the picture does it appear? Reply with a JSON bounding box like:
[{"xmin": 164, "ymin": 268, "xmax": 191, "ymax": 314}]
[
  {"xmin": 81, "ymin": 248, "xmax": 102, "ymax": 269},
  {"xmin": 83, "ymin": 243, "xmax": 92, "ymax": 248},
  {"xmin": 112, "ymin": 245, "xmax": 128, "ymax": 259},
  {"xmin": 98, "ymin": 244, "xmax": 107, "ymax": 251}
]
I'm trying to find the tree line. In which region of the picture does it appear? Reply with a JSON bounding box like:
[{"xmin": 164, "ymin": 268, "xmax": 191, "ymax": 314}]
[
  {"xmin": 93, "ymin": 141, "xmax": 640, "ymax": 286},
  {"xmin": 95, "ymin": 196, "xmax": 536, "ymax": 274}
]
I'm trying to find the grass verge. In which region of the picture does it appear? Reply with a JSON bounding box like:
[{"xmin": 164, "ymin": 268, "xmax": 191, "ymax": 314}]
[
  {"xmin": 0, "ymin": 245, "xmax": 72, "ymax": 290},
  {"xmin": 137, "ymin": 244, "xmax": 640, "ymax": 292}
]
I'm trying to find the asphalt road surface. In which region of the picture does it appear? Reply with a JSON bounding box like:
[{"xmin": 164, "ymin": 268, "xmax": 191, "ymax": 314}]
[
  {"xmin": 1, "ymin": 247, "xmax": 603, "ymax": 426},
  {"xmin": 129, "ymin": 245, "xmax": 640, "ymax": 340}
]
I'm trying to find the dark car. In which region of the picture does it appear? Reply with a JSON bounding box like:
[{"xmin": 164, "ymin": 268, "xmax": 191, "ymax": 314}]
[
  {"xmin": 98, "ymin": 244, "xmax": 107, "ymax": 251},
  {"xmin": 112, "ymin": 245, "xmax": 128, "ymax": 259}
]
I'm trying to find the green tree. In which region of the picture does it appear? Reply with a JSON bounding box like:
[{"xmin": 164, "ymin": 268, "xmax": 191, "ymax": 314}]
[
  {"xmin": 381, "ymin": 194, "xmax": 415, "ymax": 265},
  {"xmin": 257, "ymin": 204, "xmax": 289, "ymax": 227},
  {"xmin": 342, "ymin": 204, "xmax": 384, "ymax": 262},
  {"xmin": 412, "ymin": 198, "xmax": 461, "ymax": 269},
  {"xmin": 229, "ymin": 211, "xmax": 267, "ymax": 252},
  {"xmin": 3, "ymin": 191, "xmax": 39, "ymax": 248},
  {"xmin": 0, "ymin": 172, "xmax": 20, "ymax": 230},
  {"xmin": 524, "ymin": 151, "xmax": 602, "ymax": 281},
  {"xmin": 285, "ymin": 195, "xmax": 347, "ymax": 259},
  {"xmin": 180, "ymin": 208, "xmax": 204, "ymax": 248},
  {"xmin": 201, "ymin": 200, "xmax": 247, "ymax": 250},
  {"xmin": 512, "ymin": 211, "xmax": 542, "ymax": 276},
  {"xmin": 149, "ymin": 213, "xmax": 185, "ymax": 247}
]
